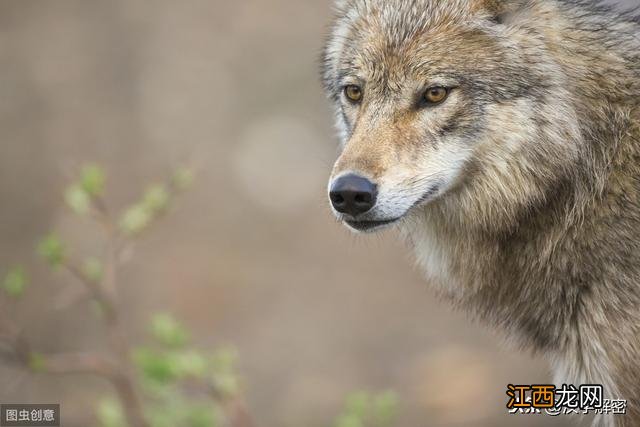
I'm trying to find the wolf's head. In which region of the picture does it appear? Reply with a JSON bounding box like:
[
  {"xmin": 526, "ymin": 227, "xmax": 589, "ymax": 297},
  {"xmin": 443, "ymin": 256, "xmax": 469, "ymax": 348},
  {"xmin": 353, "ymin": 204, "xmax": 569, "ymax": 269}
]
[{"xmin": 322, "ymin": 0, "xmax": 582, "ymax": 233}]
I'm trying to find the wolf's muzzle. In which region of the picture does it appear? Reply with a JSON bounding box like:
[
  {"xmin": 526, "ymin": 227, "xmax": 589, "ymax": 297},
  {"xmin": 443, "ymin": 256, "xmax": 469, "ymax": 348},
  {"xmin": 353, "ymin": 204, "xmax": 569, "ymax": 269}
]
[{"xmin": 329, "ymin": 174, "xmax": 377, "ymax": 217}]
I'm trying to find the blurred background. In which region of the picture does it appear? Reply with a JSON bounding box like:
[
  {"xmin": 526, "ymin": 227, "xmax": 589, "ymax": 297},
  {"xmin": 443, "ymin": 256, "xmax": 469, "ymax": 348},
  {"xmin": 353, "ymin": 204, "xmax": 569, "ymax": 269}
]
[{"xmin": 0, "ymin": 1, "xmax": 634, "ymax": 426}]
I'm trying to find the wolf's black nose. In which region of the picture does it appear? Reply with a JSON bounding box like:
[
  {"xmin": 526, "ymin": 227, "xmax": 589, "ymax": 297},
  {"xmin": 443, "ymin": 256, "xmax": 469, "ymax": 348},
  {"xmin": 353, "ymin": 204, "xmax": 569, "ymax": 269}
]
[{"xmin": 330, "ymin": 174, "xmax": 377, "ymax": 217}]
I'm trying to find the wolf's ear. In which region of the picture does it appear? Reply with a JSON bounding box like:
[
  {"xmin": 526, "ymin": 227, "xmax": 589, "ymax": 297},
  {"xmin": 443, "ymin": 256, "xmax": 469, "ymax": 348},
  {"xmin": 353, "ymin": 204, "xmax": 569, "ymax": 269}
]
[{"xmin": 471, "ymin": 0, "xmax": 524, "ymax": 24}]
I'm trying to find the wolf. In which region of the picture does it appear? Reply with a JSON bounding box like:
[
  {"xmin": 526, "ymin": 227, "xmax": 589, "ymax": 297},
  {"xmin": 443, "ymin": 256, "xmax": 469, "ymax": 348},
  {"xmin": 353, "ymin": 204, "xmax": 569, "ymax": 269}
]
[{"xmin": 321, "ymin": 0, "xmax": 640, "ymax": 425}]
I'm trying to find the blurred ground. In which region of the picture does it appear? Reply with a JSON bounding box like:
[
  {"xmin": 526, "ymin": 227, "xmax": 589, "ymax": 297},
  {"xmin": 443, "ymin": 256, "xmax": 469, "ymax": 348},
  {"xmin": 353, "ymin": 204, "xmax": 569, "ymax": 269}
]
[{"xmin": 0, "ymin": 1, "xmax": 635, "ymax": 426}]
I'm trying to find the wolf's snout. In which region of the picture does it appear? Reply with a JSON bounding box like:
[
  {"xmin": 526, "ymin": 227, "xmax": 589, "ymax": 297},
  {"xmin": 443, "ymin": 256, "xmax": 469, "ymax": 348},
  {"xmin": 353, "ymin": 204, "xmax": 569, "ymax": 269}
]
[{"xmin": 329, "ymin": 174, "xmax": 377, "ymax": 217}]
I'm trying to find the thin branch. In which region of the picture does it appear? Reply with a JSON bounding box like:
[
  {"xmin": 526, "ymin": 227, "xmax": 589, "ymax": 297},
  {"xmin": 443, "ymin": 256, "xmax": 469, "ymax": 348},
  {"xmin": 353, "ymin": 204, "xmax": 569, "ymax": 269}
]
[
  {"xmin": 97, "ymin": 209, "xmax": 149, "ymax": 427},
  {"xmin": 204, "ymin": 383, "xmax": 256, "ymax": 427},
  {"xmin": 174, "ymin": 378, "xmax": 256, "ymax": 427},
  {"xmin": 89, "ymin": 194, "xmax": 119, "ymax": 241},
  {"xmin": 38, "ymin": 352, "xmax": 119, "ymax": 377},
  {"xmin": 61, "ymin": 261, "xmax": 116, "ymax": 320},
  {"xmin": 91, "ymin": 216, "xmax": 149, "ymax": 427},
  {"xmin": 0, "ymin": 325, "xmax": 116, "ymax": 378},
  {"xmin": 91, "ymin": 195, "xmax": 111, "ymax": 221},
  {"xmin": 223, "ymin": 399, "xmax": 255, "ymax": 427}
]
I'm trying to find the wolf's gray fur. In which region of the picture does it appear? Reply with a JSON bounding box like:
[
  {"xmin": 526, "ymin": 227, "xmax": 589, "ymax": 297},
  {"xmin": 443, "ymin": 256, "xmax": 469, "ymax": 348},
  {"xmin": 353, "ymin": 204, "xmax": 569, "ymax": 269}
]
[{"xmin": 322, "ymin": 0, "xmax": 640, "ymax": 425}]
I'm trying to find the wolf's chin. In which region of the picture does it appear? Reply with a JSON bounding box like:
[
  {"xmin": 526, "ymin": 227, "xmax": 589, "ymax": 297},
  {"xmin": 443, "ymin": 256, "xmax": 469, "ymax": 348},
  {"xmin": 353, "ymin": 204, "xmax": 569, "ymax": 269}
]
[{"xmin": 343, "ymin": 217, "xmax": 401, "ymax": 233}]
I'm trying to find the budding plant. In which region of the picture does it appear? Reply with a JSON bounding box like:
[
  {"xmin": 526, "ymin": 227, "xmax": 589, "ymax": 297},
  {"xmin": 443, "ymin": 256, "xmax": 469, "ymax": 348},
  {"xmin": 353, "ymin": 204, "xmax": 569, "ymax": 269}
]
[
  {"xmin": 332, "ymin": 391, "xmax": 398, "ymax": 427},
  {"xmin": 0, "ymin": 164, "xmax": 253, "ymax": 427}
]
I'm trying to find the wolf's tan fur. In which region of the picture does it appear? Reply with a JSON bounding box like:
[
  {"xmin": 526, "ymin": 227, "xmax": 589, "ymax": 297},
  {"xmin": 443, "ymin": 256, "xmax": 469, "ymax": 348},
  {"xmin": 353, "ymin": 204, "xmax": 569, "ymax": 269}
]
[{"xmin": 322, "ymin": 1, "xmax": 640, "ymax": 425}]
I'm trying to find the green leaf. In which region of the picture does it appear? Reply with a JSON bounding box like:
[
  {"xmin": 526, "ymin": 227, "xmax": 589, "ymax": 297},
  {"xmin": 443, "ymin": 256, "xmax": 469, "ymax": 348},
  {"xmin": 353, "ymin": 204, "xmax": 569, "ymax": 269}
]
[
  {"xmin": 119, "ymin": 204, "xmax": 152, "ymax": 236},
  {"xmin": 96, "ymin": 397, "xmax": 128, "ymax": 427},
  {"xmin": 64, "ymin": 184, "xmax": 91, "ymax": 215},
  {"xmin": 210, "ymin": 347, "xmax": 240, "ymax": 398},
  {"xmin": 335, "ymin": 414, "xmax": 364, "ymax": 427},
  {"xmin": 28, "ymin": 353, "xmax": 46, "ymax": 373},
  {"xmin": 210, "ymin": 347, "xmax": 237, "ymax": 373},
  {"xmin": 142, "ymin": 185, "xmax": 170, "ymax": 214},
  {"xmin": 133, "ymin": 348, "xmax": 180, "ymax": 384},
  {"xmin": 151, "ymin": 313, "xmax": 189, "ymax": 348},
  {"xmin": 82, "ymin": 257, "xmax": 104, "ymax": 283},
  {"xmin": 91, "ymin": 300, "xmax": 107, "ymax": 319},
  {"xmin": 146, "ymin": 403, "xmax": 180, "ymax": 427},
  {"xmin": 185, "ymin": 404, "xmax": 218, "ymax": 427},
  {"xmin": 332, "ymin": 392, "xmax": 369, "ymax": 427},
  {"xmin": 344, "ymin": 392, "xmax": 370, "ymax": 420},
  {"xmin": 3, "ymin": 266, "xmax": 27, "ymax": 298},
  {"xmin": 146, "ymin": 400, "xmax": 220, "ymax": 427},
  {"xmin": 80, "ymin": 164, "xmax": 106, "ymax": 197},
  {"xmin": 372, "ymin": 391, "xmax": 398, "ymax": 427},
  {"xmin": 186, "ymin": 404, "xmax": 218, "ymax": 427},
  {"xmin": 37, "ymin": 234, "xmax": 65, "ymax": 268},
  {"xmin": 172, "ymin": 167, "xmax": 194, "ymax": 191},
  {"xmin": 174, "ymin": 350, "xmax": 208, "ymax": 379},
  {"xmin": 334, "ymin": 390, "xmax": 398, "ymax": 427},
  {"xmin": 138, "ymin": 372, "xmax": 174, "ymax": 399},
  {"xmin": 212, "ymin": 371, "xmax": 240, "ymax": 398}
]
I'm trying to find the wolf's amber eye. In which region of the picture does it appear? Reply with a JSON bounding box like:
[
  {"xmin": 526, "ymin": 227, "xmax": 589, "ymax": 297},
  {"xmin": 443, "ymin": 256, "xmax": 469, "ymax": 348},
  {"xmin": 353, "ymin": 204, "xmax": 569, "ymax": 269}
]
[
  {"xmin": 423, "ymin": 87, "xmax": 449, "ymax": 105},
  {"xmin": 344, "ymin": 85, "xmax": 363, "ymax": 103}
]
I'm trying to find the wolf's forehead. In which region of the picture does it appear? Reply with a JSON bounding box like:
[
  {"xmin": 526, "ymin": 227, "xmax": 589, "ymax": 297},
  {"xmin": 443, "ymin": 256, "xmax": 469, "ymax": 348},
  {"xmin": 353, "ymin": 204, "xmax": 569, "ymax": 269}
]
[
  {"xmin": 333, "ymin": 0, "xmax": 484, "ymax": 67},
  {"xmin": 335, "ymin": 10, "xmax": 487, "ymax": 85},
  {"xmin": 338, "ymin": 0, "xmax": 475, "ymax": 41},
  {"xmin": 323, "ymin": 0, "xmax": 500, "ymax": 97}
]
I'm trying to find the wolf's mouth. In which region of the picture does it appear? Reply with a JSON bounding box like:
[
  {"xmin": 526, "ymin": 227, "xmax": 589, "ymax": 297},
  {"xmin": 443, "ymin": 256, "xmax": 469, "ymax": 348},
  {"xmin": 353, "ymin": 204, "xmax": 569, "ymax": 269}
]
[{"xmin": 344, "ymin": 218, "xmax": 400, "ymax": 232}]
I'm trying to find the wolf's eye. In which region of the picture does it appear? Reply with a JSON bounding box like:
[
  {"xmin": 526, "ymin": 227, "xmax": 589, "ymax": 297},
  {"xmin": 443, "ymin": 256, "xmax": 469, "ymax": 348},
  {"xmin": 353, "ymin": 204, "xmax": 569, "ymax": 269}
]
[
  {"xmin": 344, "ymin": 85, "xmax": 363, "ymax": 103},
  {"xmin": 423, "ymin": 87, "xmax": 449, "ymax": 105}
]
